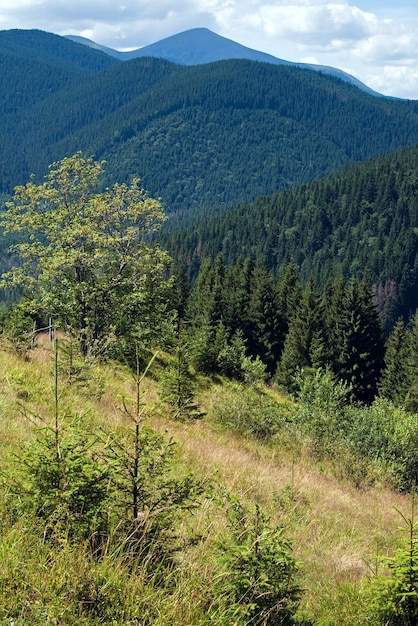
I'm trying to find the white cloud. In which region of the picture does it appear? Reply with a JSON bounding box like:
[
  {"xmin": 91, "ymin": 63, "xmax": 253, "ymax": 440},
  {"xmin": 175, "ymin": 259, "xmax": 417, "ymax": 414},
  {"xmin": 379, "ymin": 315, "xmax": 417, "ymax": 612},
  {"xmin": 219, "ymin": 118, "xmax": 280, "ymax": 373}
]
[
  {"xmin": 1, "ymin": 0, "xmax": 418, "ymax": 97},
  {"xmin": 261, "ymin": 4, "xmax": 368, "ymax": 37}
]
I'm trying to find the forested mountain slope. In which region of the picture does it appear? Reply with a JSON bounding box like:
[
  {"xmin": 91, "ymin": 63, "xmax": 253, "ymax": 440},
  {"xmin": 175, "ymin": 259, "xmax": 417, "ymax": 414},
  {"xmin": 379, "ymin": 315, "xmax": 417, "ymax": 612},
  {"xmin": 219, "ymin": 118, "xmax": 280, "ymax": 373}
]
[
  {"xmin": 0, "ymin": 29, "xmax": 119, "ymax": 73},
  {"xmin": 161, "ymin": 142, "xmax": 418, "ymax": 319},
  {"xmin": 0, "ymin": 29, "xmax": 120, "ymax": 191},
  {"xmin": 2, "ymin": 29, "xmax": 418, "ymax": 218}
]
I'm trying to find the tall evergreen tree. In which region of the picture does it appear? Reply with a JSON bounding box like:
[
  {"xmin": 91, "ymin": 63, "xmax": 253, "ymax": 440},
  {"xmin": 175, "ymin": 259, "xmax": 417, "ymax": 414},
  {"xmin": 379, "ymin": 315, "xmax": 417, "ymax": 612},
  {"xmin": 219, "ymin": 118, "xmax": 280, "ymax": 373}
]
[
  {"xmin": 379, "ymin": 319, "xmax": 410, "ymax": 405},
  {"xmin": 276, "ymin": 262, "xmax": 302, "ymax": 336},
  {"xmin": 335, "ymin": 277, "xmax": 385, "ymax": 403},
  {"xmin": 186, "ymin": 257, "xmax": 219, "ymax": 327},
  {"xmin": 223, "ymin": 256, "xmax": 254, "ymax": 338},
  {"xmin": 321, "ymin": 274, "xmax": 347, "ymax": 366},
  {"xmin": 187, "ymin": 254, "xmax": 239, "ymax": 375},
  {"xmin": 405, "ymin": 310, "xmax": 418, "ymax": 413},
  {"xmin": 170, "ymin": 262, "xmax": 190, "ymax": 323},
  {"xmin": 276, "ymin": 276, "xmax": 326, "ymax": 392},
  {"xmin": 246, "ymin": 258, "xmax": 284, "ymax": 374}
]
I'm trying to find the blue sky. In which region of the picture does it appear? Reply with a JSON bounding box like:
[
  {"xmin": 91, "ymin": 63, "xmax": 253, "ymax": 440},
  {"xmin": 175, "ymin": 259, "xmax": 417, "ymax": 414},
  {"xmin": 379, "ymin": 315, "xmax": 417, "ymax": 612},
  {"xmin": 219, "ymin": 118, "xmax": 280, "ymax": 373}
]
[{"xmin": 1, "ymin": 1, "xmax": 418, "ymax": 98}]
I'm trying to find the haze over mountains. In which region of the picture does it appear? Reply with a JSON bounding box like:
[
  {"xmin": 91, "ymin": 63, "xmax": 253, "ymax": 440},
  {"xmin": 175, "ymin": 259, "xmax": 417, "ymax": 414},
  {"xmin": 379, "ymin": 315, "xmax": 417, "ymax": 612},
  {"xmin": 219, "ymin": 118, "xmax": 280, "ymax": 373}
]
[
  {"xmin": 66, "ymin": 27, "xmax": 382, "ymax": 97},
  {"xmin": 2, "ymin": 24, "xmax": 418, "ymax": 626}
]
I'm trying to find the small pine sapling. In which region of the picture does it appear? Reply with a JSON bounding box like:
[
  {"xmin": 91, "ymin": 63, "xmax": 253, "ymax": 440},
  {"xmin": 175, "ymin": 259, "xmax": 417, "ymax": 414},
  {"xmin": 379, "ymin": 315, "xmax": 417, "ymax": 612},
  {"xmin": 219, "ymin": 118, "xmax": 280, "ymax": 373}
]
[
  {"xmin": 211, "ymin": 499, "xmax": 301, "ymax": 625},
  {"xmin": 13, "ymin": 339, "xmax": 110, "ymax": 541},
  {"xmin": 369, "ymin": 495, "xmax": 418, "ymax": 625},
  {"xmin": 101, "ymin": 347, "xmax": 205, "ymax": 571}
]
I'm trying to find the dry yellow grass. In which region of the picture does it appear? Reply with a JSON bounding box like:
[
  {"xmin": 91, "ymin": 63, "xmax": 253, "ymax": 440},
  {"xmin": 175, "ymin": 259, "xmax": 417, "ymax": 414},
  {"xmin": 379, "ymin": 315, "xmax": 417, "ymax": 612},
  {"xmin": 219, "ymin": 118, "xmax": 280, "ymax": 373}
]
[
  {"xmin": 0, "ymin": 337, "xmax": 411, "ymax": 624},
  {"xmin": 148, "ymin": 397, "xmax": 410, "ymax": 623}
]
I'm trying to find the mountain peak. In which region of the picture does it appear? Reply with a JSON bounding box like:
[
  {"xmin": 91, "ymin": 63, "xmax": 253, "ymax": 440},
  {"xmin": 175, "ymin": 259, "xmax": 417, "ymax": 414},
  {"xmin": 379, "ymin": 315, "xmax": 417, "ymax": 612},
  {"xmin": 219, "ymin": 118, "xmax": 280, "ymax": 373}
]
[
  {"xmin": 130, "ymin": 27, "xmax": 286, "ymax": 64},
  {"xmin": 65, "ymin": 28, "xmax": 382, "ymax": 96}
]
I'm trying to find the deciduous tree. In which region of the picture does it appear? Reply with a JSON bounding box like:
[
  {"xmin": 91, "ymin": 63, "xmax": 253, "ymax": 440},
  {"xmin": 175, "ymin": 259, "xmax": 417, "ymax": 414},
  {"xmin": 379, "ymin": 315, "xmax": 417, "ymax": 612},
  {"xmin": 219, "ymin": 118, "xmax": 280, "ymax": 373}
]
[{"xmin": 1, "ymin": 153, "xmax": 170, "ymax": 356}]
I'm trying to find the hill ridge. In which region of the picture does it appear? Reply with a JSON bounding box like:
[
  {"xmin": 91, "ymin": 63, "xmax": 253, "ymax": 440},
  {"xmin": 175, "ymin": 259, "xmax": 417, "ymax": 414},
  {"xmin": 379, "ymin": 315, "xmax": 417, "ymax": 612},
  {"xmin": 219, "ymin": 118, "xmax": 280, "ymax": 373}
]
[{"xmin": 65, "ymin": 26, "xmax": 382, "ymax": 96}]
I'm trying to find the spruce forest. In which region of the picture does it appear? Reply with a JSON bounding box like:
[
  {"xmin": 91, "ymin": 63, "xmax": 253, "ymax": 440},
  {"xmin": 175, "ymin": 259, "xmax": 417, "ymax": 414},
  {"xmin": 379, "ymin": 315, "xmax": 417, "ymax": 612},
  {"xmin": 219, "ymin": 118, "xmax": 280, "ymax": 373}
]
[{"xmin": 1, "ymin": 29, "xmax": 418, "ymax": 625}]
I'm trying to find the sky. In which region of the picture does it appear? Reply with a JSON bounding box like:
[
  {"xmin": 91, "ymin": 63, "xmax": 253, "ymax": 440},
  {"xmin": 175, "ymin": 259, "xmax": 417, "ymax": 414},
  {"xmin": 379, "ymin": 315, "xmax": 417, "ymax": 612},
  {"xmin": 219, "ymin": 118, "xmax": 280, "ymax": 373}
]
[{"xmin": 2, "ymin": 1, "xmax": 418, "ymax": 99}]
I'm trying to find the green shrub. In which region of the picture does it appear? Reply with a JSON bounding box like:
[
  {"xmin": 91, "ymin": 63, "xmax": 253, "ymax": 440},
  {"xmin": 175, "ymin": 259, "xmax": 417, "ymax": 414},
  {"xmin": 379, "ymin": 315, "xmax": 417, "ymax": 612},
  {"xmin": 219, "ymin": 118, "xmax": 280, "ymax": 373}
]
[
  {"xmin": 212, "ymin": 382, "xmax": 289, "ymax": 440},
  {"xmin": 293, "ymin": 368, "xmax": 352, "ymax": 456},
  {"xmin": 293, "ymin": 371, "xmax": 418, "ymax": 490},
  {"xmin": 346, "ymin": 399, "xmax": 418, "ymax": 490},
  {"xmin": 1, "ymin": 299, "xmax": 40, "ymax": 352}
]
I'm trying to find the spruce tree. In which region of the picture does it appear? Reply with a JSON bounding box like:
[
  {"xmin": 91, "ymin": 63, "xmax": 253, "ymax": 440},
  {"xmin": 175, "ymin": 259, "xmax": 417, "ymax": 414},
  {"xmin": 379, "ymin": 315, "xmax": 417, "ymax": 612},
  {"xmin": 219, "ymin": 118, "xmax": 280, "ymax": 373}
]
[
  {"xmin": 186, "ymin": 258, "xmax": 217, "ymax": 373},
  {"xmin": 370, "ymin": 501, "xmax": 418, "ymax": 625},
  {"xmin": 276, "ymin": 262, "xmax": 302, "ymax": 331},
  {"xmin": 276, "ymin": 276, "xmax": 326, "ymax": 392},
  {"xmin": 336, "ymin": 277, "xmax": 385, "ymax": 403},
  {"xmin": 187, "ymin": 254, "xmax": 240, "ymax": 375},
  {"xmin": 379, "ymin": 319, "xmax": 410, "ymax": 405},
  {"xmin": 321, "ymin": 274, "xmax": 346, "ymax": 366},
  {"xmin": 246, "ymin": 258, "xmax": 284, "ymax": 374},
  {"xmin": 170, "ymin": 262, "xmax": 190, "ymax": 322},
  {"xmin": 187, "ymin": 254, "xmax": 226, "ymax": 328},
  {"xmin": 405, "ymin": 310, "xmax": 418, "ymax": 413},
  {"xmin": 186, "ymin": 258, "xmax": 215, "ymax": 326},
  {"xmin": 223, "ymin": 256, "xmax": 254, "ymax": 338}
]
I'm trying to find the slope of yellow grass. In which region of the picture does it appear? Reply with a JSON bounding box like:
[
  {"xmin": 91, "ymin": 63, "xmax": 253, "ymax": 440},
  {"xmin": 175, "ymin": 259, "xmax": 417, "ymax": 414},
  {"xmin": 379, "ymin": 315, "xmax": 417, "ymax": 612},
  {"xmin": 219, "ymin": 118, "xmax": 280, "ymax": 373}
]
[{"xmin": 0, "ymin": 336, "xmax": 410, "ymax": 624}]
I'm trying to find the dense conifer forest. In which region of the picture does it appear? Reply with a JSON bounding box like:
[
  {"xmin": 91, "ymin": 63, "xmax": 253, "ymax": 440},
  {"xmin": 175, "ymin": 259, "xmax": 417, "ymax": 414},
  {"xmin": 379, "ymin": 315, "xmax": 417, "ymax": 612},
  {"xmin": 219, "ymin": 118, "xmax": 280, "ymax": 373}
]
[{"xmin": 162, "ymin": 142, "xmax": 418, "ymax": 322}]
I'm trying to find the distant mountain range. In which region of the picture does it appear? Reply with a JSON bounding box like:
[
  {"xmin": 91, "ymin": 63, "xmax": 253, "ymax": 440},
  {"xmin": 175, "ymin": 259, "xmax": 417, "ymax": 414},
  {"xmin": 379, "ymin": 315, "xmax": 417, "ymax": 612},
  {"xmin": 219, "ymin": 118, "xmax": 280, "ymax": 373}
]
[
  {"xmin": 65, "ymin": 27, "xmax": 382, "ymax": 97},
  {"xmin": 1, "ymin": 27, "xmax": 418, "ymax": 219}
]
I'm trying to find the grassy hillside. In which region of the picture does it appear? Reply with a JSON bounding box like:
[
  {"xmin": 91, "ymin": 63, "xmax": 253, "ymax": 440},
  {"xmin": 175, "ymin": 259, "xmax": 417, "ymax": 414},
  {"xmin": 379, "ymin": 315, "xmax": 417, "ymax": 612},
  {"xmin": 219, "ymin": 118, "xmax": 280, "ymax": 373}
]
[{"xmin": 0, "ymin": 333, "xmax": 414, "ymax": 624}]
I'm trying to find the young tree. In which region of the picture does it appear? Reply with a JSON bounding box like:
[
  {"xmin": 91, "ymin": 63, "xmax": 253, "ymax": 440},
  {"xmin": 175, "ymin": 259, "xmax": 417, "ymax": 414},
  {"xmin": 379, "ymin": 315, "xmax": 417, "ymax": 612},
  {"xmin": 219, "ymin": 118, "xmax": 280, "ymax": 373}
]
[
  {"xmin": 102, "ymin": 351, "xmax": 204, "ymax": 569},
  {"xmin": 211, "ymin": 500, "xmax": 300, "ymax": 625},
  {"xmin": 160, "ymin": 333, "xmax": 197, "ymax": 419},
  {"xmin": 370, "ymin": 501, "xmax": 418, "ymax": 626},
  {"xmin": 379, "ymin": 319, "xmax": 410, "ymax": 406},
  {"xmin": 15, "ymin": 340, "xmax": 110, "ymax": 541},
  {"xmin": 0, "ymin": 153, "xmax": 170, "ymax": 356}
]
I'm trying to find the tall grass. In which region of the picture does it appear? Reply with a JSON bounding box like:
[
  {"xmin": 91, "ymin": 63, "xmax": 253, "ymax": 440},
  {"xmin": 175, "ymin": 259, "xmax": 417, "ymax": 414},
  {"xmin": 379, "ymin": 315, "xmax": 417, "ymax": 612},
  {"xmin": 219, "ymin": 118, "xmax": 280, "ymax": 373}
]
[{"xmin": 0, "ymin": 338, "xmax": 414, "ymax": 624}]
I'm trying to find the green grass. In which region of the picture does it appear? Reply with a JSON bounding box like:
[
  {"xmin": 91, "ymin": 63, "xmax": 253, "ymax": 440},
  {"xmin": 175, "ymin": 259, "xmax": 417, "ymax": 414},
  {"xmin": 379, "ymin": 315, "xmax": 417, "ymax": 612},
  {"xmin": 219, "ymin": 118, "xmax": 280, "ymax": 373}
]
[{"xmin": 0, "ymin": 335, "xmax": 413, "ymax": 624}]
